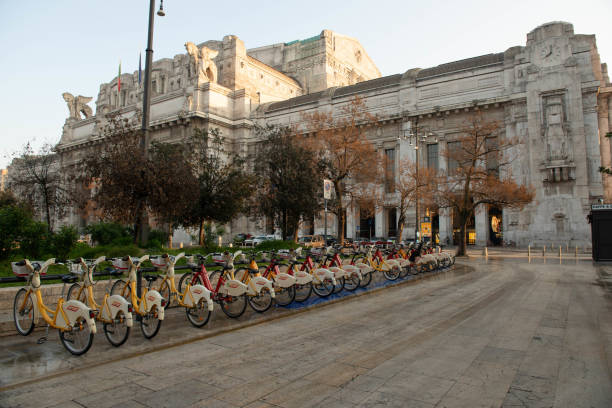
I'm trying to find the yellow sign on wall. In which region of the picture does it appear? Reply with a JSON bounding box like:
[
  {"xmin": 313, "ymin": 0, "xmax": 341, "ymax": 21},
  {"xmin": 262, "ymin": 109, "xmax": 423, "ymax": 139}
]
[{"xmin": 421, "ymin": 222, "xmax": 432, "ymax": 237}]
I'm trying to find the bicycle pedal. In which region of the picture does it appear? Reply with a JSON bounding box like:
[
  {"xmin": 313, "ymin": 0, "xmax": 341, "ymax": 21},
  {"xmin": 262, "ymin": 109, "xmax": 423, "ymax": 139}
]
[{"xmin": 36, "ymin": 336, "xmax": 48, "ymax": 344}]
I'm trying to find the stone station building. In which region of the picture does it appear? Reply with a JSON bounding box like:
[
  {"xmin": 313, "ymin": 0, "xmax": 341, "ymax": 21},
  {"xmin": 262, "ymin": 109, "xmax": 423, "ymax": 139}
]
[{"xmin": 55, "ymin": 22, "xmax": 612, "ymax": 247}]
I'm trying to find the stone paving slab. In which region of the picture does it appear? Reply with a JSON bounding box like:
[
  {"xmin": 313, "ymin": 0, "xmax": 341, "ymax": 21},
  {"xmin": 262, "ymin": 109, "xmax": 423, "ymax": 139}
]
[{"xmin": 0, "ymin": 259, "xmax": 611, "ymax": 408}]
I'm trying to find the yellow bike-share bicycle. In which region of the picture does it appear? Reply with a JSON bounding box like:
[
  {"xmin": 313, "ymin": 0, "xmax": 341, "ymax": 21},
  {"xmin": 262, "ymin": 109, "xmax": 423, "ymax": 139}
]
[{"xmin": 12, "ymin": 258, "xmax": 97, "ymax": 355}]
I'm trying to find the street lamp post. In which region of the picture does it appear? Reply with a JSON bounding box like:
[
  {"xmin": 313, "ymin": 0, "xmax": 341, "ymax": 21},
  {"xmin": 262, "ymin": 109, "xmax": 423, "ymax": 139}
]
[
  {"xmin": 137, "ymin": 0, "xmax": 165, "ymax": 297},
  {"xmin": 400, "ymin": 119, "xmax": 435, "ymax": 243}
]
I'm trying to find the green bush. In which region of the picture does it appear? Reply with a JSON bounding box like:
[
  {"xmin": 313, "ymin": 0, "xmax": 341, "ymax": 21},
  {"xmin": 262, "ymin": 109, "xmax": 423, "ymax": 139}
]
[
  {"xmin": 255, "ymin": 240, "xmax": 298, "ymax": 251},
  {"xmin": 147, "ymin": 229, "xmax": 167, "ymax": 248},
  {"xmin": 69, "ymin": 243, "xmax": 142, "ymax": 259},
  {"xmin": 20, "ymin": 221, "xmax": 51, "ymax": 259},
  {"xmin": 0, "ymin": 204, "xmax": 33, "ymax": 259},
  {"xmin": 86, "ymin": 222, "xmax": 133, "ymax": 246},
  {"xmin": 50, "ymin": 225, "xmax": 78, "ymax": 259}
]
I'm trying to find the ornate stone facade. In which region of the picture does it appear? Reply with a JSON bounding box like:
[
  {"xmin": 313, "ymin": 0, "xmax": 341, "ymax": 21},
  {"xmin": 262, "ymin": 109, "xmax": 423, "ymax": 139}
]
[{"xmin": 56, "ymin": 22, "xmax": 612, "ymax": 247}]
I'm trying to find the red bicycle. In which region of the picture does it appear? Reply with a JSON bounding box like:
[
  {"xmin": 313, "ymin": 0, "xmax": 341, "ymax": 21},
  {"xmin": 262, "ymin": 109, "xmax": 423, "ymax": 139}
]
[{"xmin": 179, "ymin": 252, "xmax": 248, "ymax": 318}]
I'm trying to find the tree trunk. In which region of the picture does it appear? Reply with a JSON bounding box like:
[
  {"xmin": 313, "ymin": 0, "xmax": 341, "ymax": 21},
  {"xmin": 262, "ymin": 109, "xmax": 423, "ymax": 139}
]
[
  {"xmin": 397, "ymin": 218, "xmax": 404, "ymax": 244},
  {"xmin": 293, "ymin": 226, "xmax": 299, "ymax": 243},
  {"xmin": 43, "ymin": 188, "xmax": 52, "ymax": 232},
  {"xmin": 168, "ymin": 223, "xmax": 173, "ymax": 249},
  {"xmin": 282, "ymin": 209, "xmax": 287, "ymax": 240},
  {"xmin": 199, "ymin": 219, "xmax": 206, "ymax": 246}
]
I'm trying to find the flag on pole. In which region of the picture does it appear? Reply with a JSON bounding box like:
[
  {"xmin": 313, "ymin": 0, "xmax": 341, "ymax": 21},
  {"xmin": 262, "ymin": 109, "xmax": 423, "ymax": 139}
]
[
  {"xmin": 118, "ymin": 61, "xmax": 121, "ymax": 92},
  {"xmin": 138, "ymin": 53, "xmax": 142, "ymax": 86}
]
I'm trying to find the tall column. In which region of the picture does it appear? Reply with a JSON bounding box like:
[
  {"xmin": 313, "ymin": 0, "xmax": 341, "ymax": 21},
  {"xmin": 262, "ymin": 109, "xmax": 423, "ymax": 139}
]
[
  {"xmin": 475, "ymin": 204, "xmax": 489, "ymax": 246},
  {"xmin": 439, "ymin": 207, "xmax": 453, "ymax": 246},
  {"xmin": 375, "ymin": 207, "xmax": 384, "ymax": 237},
  {"xmin": 598, "ymin": 95, "xmax": 612, "ymax": 201},
  {"xmin": 346, "ymin": 206, "xmax": 356, "ymax": 239}
]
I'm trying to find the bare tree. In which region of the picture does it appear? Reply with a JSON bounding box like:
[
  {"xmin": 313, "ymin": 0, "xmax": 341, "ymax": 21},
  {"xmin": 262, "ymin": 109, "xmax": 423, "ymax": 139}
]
[
  {"xmin": 9, "ymin": 143, "xmax": 72, "ymax": 231},
  {"xmin": 302, "ymin": 96, "xmax": 381, "ymax": 244},
  {"xmin": 433, "ymin": 113, "xmax": 534, "ymax": 256},
  {"xmin": 80, "ymin": 114, "xmax": 197, "ymax": 244},
  {"xmin": 395, "ymin": 158, "xmax": 437, "ymax": 243}
]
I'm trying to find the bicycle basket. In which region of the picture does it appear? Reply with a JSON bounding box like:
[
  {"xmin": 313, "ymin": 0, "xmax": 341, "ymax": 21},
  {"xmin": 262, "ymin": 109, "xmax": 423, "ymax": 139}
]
[
  {"xmin": 112, "ymin": 258, "xmax": 130, "ymax": 271},
  {"xmin": 11, "ymin": 262, "xmax": 33, "ymax": 277},
  {"xmin": 150, "ymin": 256, "xmax": 168, "ymax": 269}
]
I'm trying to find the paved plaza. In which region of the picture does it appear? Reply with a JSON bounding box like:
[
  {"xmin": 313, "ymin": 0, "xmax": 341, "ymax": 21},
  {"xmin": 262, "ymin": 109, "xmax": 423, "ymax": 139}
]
[{"xmin": 1, "ymin": 258, "xmax": 611, "ymax": 407}]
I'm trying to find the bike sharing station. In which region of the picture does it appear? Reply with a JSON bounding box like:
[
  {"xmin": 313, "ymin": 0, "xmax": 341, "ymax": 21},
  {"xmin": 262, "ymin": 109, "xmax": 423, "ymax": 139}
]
[{"xmin": 8, "ymin": 242, "xmax": 456, "ymax": 356}]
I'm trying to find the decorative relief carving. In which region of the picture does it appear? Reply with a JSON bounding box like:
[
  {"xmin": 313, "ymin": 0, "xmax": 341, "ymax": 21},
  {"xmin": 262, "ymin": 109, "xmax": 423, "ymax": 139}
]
[{"xmin": 541, "ymin": 93, "xmax": 571, "ymax": 162}]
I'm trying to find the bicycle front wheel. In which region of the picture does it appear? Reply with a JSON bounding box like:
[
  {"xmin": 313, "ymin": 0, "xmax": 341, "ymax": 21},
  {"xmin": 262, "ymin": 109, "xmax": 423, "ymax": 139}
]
[
  {"xmin": 13, "ymin": 288, "xmax": 34, "ymax": 336},
  {"xmin": 248, "ymin": 288, "xmax": 273, "ymax": 313},
  {"xmin": 148, "ymin": 277, "xmax": 170, "ymax": 309},
  {"xmin": 343, "ymin": 273, "xmax": 360, "ymax": 291},
  {"xmin": 178, "ymin": 271, "xmax": 203, "ymax": 293},
  {"xmin": 103, "ymin": 310, "xmax": 130, "ymax": 347},
  {"xmin": 313, "ymin": 278, "xmax": 334, "ymax": 297},
  {"xmin": 59, "ymin": 317, "xmax": 94, "ymax": 355},
  {"xmin": 220, "ymin": 294, "xmax": 247, "ymax": 318},
  {"xmin": 186, "ymin": 298, "xmax": 211, "ymax": 328},
  {"xmin": 273, "ymin": 284, "xmax": 295, "ymax": 306},
  {"xmin": 294, "ymin": 282, "xmax": 312, "ymax": 302},
  {"xmin": 67, "ymin": 283, "xmax": 86, "ymax": 303},
  {"xmin": 140, "ymin": 306, "xmax": 162, "ymax": 339},
  {"xmin": 383, "ymin": 265, "xmax": 401, "ymax": 281},
  {"xmin": 332, "ymin": 276, "xmax": 345, "ymax": 294},
  {"xmin": 399, "ymin": 263, "xmax": 412, "ymax": 278},
  {"xmin": 110, "ymin": 279, "xmax": 130, "ymax": 299}
]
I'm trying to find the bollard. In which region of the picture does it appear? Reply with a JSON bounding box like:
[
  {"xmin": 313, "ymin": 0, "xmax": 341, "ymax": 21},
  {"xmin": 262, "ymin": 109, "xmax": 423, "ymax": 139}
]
[
  {"xmin": 559, "ymin": 245, "xmax": 562, "ymax": 258},
  {"xmin": 528, "ymin": 245, "xmax": 531, "ymax": 257},
  {"xmin": 543, "ymin": 245, "xmax": 546, "ymax": 256},
  {"xmin": 575, "ymin": 245, "xmax": 578, "ymax": 257},
  {"xmin": 483, "ymin": 247, "xmax": 488, "ymax": 257}
]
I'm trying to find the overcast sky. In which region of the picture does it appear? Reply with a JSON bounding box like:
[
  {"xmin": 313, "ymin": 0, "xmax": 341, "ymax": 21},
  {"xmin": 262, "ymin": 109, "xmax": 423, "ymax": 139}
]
[{"xmin": 1, "ymin": 0, "xmax": 611, "ymax": 168}]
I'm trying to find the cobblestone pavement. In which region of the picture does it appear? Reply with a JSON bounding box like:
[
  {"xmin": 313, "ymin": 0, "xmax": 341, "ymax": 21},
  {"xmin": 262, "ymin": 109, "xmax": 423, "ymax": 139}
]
[{"xmin": 1, "ymin": 258, "xmax": 611, "ymax": 407}]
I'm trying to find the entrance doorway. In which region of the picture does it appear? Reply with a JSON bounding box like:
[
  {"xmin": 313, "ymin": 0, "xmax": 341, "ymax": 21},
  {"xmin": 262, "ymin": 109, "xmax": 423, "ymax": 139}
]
[
  {"xmin": 489, "ymin": 206, "xmax": 503, "ymax": 246},
  {"xmin": 359, "ymin": 215, "xmax": 374, "ymax": 239}
]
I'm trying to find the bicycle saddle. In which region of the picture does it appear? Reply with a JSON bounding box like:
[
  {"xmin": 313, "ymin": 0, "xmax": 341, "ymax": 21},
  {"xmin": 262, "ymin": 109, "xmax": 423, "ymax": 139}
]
[
  {"xmin": 61, "ymin": 274, "xmax": 78, "ymax": 284},
  {"xmin": 143, "ymin": 274, "xmax": 158, "ymax": 282}
]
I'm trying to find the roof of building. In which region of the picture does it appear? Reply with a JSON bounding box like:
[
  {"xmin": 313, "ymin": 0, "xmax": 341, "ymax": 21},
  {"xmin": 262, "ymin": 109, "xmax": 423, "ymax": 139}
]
[
  {"xmin": 416, "ymin": 53, "xmax": 505, "ymax": 79},
  {"xmin": 333, "ymin": 74, "xmax": 403, "ymax": 98},
  {"xmin": 267, "ymin": 90, "xmax": 326, "ymax": 112}
]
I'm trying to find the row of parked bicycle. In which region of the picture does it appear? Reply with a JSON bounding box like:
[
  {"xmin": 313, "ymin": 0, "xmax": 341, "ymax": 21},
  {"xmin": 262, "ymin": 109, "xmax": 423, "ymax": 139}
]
[{"xmin": 11, "ymin": 243, "xmax": 455, "ymax": 355}]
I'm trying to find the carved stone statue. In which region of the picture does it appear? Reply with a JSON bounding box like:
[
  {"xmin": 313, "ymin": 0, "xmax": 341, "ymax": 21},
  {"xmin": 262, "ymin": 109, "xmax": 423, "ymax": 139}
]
[
  {"xmin": 199, "ymin": 46, "xmax": 219, "ymax": 83},
  {"xmin": 184, "ymin": 42, "xmax": 219, "ymax": 84},
  {"xmin": 62, "ymin": 92, "xmax": 93, "ymax": 120}
]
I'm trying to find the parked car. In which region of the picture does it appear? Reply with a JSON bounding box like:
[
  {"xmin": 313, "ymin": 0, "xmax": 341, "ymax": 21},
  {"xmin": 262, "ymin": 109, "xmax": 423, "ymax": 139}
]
[
  {"xmin": 243, "ymin": 235, "xmax": 274, "ymax": 247},
  {"xmin": 297, "ymin": 235, "xmax": 325, "ymax": 248},
  {"xmin": 233, "ymin": 233, "xmax": 252, "ymax": 244}
]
